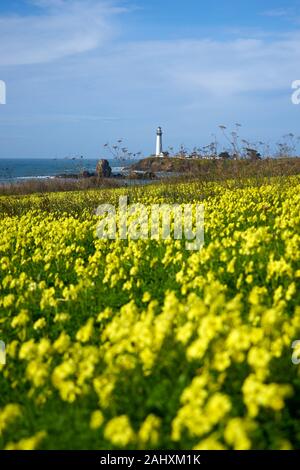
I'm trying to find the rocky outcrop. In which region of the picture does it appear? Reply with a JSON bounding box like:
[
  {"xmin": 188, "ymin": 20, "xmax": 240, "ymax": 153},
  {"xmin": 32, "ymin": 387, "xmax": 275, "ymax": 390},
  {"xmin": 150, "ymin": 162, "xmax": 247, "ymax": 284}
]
[
  {"xmin": 127, "ymin": 171, "xmax": 156, "ymax": 180},
  {"xmin": 96, "ymin": 159, "xmax": 112, "ymax": 178},
  {"xmin": 129, "ymin": 157, "xmax": 199, "ymax": 173}
]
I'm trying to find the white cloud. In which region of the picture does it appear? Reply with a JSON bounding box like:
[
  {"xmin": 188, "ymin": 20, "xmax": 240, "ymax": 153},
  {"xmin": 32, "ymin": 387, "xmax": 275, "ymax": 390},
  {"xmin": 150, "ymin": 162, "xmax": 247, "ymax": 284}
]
[
  {"xmin": 85, "ymin": 33, "xmax": 300, "ymax": 98},
  {"xmin": 2, "ymin": 3, "xmax": 300, "ymax": 156},
  {"xmin": 1, "ymin": 0, "xmax": 300, "ymax": 99},
  {"xmin": 0, "ymin": 113, "xmax": 122, "ymax": 124},
  {"xmin": 262, "ymin": 8, "xmax": 290, "ymax": 18},
  {"xmin": 0, "ymin": 0, "xmax": 124, "ymax": 66}
]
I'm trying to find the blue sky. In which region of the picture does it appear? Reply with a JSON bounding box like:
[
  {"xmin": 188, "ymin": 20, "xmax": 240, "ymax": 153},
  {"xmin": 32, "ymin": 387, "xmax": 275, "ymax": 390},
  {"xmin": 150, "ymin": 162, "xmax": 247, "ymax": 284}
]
[{"xmin": 1, "ymin": 0, "xmax": 300, "ymax": 158}]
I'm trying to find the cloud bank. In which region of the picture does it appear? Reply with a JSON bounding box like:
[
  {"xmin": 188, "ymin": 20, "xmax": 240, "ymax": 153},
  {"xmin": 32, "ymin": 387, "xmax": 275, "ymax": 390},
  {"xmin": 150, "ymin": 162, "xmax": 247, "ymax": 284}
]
[
  {"xmin": 1, "ymin": 1, "xmax": 300, "ymax": 157},
  {"xmin": 0, "ymin": 0, "xmax": 124, "ymax": 66}
]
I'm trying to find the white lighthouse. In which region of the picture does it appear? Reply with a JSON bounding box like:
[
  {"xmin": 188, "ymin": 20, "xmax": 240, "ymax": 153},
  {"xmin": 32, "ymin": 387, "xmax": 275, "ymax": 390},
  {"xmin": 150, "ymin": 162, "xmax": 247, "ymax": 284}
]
[{"xmin": 156, "ymin": 126, "xmax": 163, "ymax": 157}]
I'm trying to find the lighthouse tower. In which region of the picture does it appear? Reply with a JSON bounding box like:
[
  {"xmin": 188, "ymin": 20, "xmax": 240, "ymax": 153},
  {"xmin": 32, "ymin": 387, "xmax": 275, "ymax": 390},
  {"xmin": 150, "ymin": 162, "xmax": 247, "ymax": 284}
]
[{"xmin": 156, "ymin": 126, "xmax": 163, "ymax": 157}]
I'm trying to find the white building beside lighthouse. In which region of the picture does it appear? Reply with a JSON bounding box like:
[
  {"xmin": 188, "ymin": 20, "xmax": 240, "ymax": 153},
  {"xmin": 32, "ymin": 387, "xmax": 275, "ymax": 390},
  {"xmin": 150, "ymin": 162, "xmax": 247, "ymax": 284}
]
[{"xmin": 156, "ymin": 126, "xmax": 164, "ymax": 157}]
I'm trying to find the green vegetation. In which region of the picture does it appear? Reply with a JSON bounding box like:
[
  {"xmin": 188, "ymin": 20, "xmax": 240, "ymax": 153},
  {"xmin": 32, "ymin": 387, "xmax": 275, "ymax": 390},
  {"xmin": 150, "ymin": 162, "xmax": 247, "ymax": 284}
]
[{"xmin": 0, "ymin": 174, "xmax": 300, "ymax": 449}]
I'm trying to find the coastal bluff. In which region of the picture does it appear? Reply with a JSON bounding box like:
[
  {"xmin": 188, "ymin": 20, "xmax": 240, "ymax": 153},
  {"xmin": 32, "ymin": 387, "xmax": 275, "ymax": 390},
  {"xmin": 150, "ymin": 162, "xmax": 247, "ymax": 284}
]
[{"xmin": 128, "ymin": 156, "xmax": 202, "ymax": 173}]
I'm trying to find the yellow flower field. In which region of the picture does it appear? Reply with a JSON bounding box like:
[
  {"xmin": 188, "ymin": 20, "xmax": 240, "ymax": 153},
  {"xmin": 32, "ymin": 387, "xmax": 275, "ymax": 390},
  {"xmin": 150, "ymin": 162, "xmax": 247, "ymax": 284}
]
[{"xmin": 0, "ymin": 176, "xmax": 299, "ymax": 449}]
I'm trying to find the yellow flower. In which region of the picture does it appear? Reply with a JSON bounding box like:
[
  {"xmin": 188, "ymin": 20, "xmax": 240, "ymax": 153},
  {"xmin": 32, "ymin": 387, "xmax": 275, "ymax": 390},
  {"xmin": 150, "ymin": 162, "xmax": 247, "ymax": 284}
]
[
  {"xmin": 0, "ymin": 404, "xmax": 22, "ymax": 435},
  {"xmin": 11, "ymin": 309, "xmax": 30, "ymax": 328},
  {"xmin": 142, "ymin": 291, "xmax": 151, "ymax": 303},
  {"xmin": 53, "ymin": 332, "xmax": 71, "ymax": 354},
  {"xmin": 90, "ymin": 410, "xmax": 104, "ymax": 430},
  {"xmin": 138, "ymin": 414, "xmax": 161, "ymax": 447},
  {"xmin": 224, "ymin": 418, "xmax": 256, "ymax": 450},
  {"xmin": 104, "ymin": 415, "xmax": 135, "ymax": 447},
  {"xmin": 194, "ymin": 436, "xmax": 226, "ymax": 450},
  {"xmin": 33, "ymin": 317, "xmax": 47, "ymax": 330},
  {"xmin": 76, "ymin": 318, "xmax": 94, "ymax": 343},
  {"xmin": 5, "ymin": 431, "xmax": 46, "ymax": 450}
]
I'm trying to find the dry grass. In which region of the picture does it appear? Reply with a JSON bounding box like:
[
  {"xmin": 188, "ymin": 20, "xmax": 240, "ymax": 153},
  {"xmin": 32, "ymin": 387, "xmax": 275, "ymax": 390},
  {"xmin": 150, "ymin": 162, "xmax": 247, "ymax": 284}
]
[
  {"xmin": 0, "ymin": 176, "xmax": 122, "ymax": 196},
  {"xmin": 159, "ymin": 157, "xmax": 300, "ymax": 185},
  {"xmin": 0, "ymin": 157, "xmax": 299, "ymax": 197}
]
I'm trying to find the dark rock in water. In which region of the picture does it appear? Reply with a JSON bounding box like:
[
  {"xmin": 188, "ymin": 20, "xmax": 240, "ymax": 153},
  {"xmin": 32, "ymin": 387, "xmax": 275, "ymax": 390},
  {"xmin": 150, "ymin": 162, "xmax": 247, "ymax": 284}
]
[{"xmin": 96, "ymin": 159, "xmax": 112, "ymax": 178}]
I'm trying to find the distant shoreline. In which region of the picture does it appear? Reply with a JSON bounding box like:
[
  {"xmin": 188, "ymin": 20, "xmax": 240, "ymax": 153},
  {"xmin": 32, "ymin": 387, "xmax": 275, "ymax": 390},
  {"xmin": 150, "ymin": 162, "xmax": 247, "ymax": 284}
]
[
  {"xmin": 0, "ymin": 158, "xmax": 131, "ymax": 184},
  {"xmin": 0, "ymin": 157, "xmax": 299, "ymax": 197}
]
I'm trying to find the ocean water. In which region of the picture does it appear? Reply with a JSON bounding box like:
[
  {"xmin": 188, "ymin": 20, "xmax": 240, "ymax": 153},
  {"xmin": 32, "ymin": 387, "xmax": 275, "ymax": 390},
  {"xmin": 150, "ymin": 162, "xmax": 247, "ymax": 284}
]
[{"xmin": 0, "ymin": 158, "xmax": 129, "ymax": 183}]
